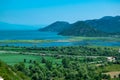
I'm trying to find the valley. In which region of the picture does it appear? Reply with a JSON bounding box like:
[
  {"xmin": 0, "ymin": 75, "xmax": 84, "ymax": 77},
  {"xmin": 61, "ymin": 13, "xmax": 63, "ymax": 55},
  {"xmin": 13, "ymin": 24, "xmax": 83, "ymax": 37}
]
[
  {"xmin": 0, "ymin": 46, "xmax": 120, "ymax": 80},
  {"xmin": 0, "ymin": 16, "xmax": 120, "ymax": 80}
]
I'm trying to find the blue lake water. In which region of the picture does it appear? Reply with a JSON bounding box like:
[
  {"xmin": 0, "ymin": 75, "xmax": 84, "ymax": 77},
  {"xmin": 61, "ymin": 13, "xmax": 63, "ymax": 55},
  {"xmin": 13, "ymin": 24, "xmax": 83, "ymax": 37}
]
[
  {"xmin": 0, "ymin": 31, "xmax": 120, "ymax": 47},
  {"xmin": 0, "ymin": 31, "xmax": 68, "ymax": 40},
  {"xmin": 1, "ymin": 40, "xmax": 120, "ymax": 47}
]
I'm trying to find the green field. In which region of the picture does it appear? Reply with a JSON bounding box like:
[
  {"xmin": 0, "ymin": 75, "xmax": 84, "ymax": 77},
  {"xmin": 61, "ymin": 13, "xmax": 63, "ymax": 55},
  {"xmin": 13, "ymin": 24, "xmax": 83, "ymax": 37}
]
[
  {"xmin": 0, "ymin": 37, "xmax": 120, "ymax": 44},
  {"xmin": 0, "ymin": 40, "xmax": 53, "ymax": 43},
  {"xmin": 0, "ymin": 53, "xmax": 62, "ymax": 66},
  {"xmin": 96, "ymin": 64, "xmax": 120, "ymax": 73}
]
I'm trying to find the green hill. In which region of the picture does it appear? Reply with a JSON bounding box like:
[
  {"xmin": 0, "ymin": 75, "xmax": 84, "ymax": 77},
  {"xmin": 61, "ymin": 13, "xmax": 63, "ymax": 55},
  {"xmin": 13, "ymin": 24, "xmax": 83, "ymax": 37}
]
[
  {"xmin": 39, "ymin": 21, "xmax": 70, "ymax": 32},
  {"xmin": 58, "ymin": 21, "xmax": 108, "ymax": 37},
  {"xmin": 39, "ymin": 16, "xmax": 120, "ymax": 37},
  {"xmin": 85, "ymin": 16, "xmax": 120, "ymax": 33},
  {"xmin": 0, "ymin": 61, "xmax": 30, "ymax": 80}
]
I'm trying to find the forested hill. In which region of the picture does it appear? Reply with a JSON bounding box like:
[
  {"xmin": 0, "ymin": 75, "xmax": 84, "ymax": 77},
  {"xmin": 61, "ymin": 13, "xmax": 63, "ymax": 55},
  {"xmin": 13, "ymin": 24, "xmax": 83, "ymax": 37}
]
[
  {"xmin": 85, "ymin": 16, "xmax": 120, "ymax": 33},
  {"xmin": 39, "ymin": 21, "xmax": 70, "ymax": 32},
  {"xmin": 58, "ymin": 21, "xmax": 108, "ymax": 37},
  {"xmin": 39, "ymin": 16, "xmax": 120, "ymax": 37},
  {"xmin": 0, "ymin": 61, "xmax": 30, "ymax": 80}
]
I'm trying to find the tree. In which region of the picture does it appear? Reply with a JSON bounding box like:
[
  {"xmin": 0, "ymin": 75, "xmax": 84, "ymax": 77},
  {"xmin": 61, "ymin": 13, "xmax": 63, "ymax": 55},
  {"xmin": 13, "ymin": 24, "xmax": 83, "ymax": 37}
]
[
  {"xmin": 29, "ymin": 60, "xmax": 32, "ymax": 63},
  {"xmin": 65, "ymin": 71, "xmax": 76, "ymax": 80},
  {"xmin": 41, "ymin": 57, "xmax": 46, "ymax": 63},
  {"xmin": 33, "ymin": 60, "xmax": 36, "ymax": 64},
  {"xmin": 62, "ymin": 58, "xmax": 70, "ymax": 68},
  {"xmin": 32, "ymin": 73, "xmax": 39, "ymax": 80},
  {"xmin": 118, "ymin": 74, "xmax": 120, "ymax": 78},
  {"xmin": 102, "ymin": 74, "xmax": 111, "ymax": 80},
  {"xmin": 45, "ymin": 60, "xmax": 52, "ymax": 70},
  {"xmin": 14, "ymin": 62, "xmax": 25, "ymax": 72},
  {"xmin": 24, "ymin": 59, "xmax": 26, "ymax": 63}
]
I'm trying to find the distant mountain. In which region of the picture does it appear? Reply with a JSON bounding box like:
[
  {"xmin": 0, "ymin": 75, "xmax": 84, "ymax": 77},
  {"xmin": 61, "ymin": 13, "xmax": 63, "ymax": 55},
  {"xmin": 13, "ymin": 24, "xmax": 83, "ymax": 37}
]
[
  {"xmin": 0, "ymin": 22, "xmax": 41, "ymax": 30},
  {"xmin": 39, "ymin": 21, "xmax": 70, "ymax": 32},
  {"xmin": 85, "ymin": 16, "xmax": 120, "ymax": 33},
  {"xmin": 58, "ymin": 21, "xmax": 108, "ymax": 37},
  {"xmin": 39, "ymin": 16, "xmax": 120, "ymax": 37}
]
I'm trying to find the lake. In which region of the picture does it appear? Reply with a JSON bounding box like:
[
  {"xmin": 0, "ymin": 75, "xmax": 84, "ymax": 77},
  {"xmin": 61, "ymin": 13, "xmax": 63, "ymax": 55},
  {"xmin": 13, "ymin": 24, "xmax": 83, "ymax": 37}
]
[
  {"xmin": 0, "ymin": 31, "xmax": 120, "ymax": 47},
  {"xmin": 0, "ymin": 30, "xmax": 68, "ymax": 40}
]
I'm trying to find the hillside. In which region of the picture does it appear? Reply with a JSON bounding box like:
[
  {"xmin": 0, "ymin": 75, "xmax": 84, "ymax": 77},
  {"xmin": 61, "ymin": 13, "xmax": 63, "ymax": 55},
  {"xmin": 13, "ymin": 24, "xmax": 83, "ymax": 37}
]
[
  {"xmin": 39, "ymin": 21, "xmax": 70, "ymax": 32},
  {"xmin": 0, "ymin": 61, "xmax": 30, "ymax": 80},
  {"xmin": 58, "ymin": 21, "xmax": 108, "ymax": 37},
  {"xmin": 85, "ymin": 16, "xmax": 120, "ymax": 33},
  {"xmin": 39, "ymin": 16, "xmax": 120, "ymax": 37}
]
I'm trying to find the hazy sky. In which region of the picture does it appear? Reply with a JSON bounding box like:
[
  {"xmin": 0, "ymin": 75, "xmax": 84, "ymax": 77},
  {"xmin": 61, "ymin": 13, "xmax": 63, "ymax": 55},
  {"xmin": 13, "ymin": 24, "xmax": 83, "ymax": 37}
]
[{"xmin": 0, "ymin": 0, "xmax": 120, "ymax": 25}]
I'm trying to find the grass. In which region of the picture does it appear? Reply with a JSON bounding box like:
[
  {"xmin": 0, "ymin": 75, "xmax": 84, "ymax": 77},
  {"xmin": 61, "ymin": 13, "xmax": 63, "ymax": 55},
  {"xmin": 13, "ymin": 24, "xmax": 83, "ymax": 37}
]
[
  {"xmin": 0, "ymin": 61, "xmax": 31, "ymax": 80},
  {"xmin": 103, "ymin": 64, "xmax": 120, "ymax": 71},
  {"xmin": 0, "ymin": 53, "xmax": 62, "ymax": 66},
  {"xmin": 96, "ymin": 64, "xmax": 120, "ymax": 73},
  {"xmin": 0, "ymin": 40, "xmax": 54, "ymax": 43},
  {"xmin": 65, "ymin": 36, "xmax": 120, "ymax": 42},
  {"xmin": 0, "ymin": 36, "xmax": 120, "ymax": 44}
]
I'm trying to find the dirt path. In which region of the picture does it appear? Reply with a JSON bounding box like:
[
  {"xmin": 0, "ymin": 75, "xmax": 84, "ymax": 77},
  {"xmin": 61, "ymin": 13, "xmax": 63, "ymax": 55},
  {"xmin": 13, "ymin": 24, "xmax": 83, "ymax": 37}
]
[{"xmin": 104, "ymin": 71, "xmax": 120, "ymax": 78}]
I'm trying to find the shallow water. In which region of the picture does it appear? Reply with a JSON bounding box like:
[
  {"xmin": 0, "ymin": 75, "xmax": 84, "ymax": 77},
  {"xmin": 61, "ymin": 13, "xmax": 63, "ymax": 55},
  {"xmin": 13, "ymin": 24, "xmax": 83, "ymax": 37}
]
[
  {"xmin": 0, "ymin": 31, "xmax": 120, "ymax": 47},
  {"xmin": 0, "ymin": 40, "xmax": 120, "ymax": 47}
]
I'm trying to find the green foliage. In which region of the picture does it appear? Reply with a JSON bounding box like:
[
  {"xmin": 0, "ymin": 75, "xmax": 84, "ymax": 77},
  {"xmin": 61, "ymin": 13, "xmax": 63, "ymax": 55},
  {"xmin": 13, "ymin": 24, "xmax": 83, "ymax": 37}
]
[
  {"xmin": 0, "ymin": 61, "xmax": 30, "ymax": 80},
  {"xmin": 45, "ymin": 60, "xmax": 52, "ymax": 70},
  {"xmin": 62, "ymin": 58, "xmax": 70, "ymax": 68},
  {"xmin": 59, "ymin": 21, "xmax": 108, "ymax": 37},
  {"xmin": 86, "ymin": 16, "xmax": 120, "ymax": 33},
  {"xmin": 96, "ymin": 64, "xmax": 120, "ymax": 73},
  {"xmin": 40, "ymin": 16, "xmax": 120, "ymax": 36},
  {"xmin": 0, "ymin": 46, "xmax": 120, "ymax": 80},
  {"xmin": 13, "ymin": 58, "xmax": 105, "ymax": 80}
]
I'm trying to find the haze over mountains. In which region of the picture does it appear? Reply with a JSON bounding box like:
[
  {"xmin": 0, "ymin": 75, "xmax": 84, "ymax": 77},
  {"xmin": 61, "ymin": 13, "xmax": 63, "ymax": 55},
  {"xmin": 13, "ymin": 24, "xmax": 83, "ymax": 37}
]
[
  {"xmin": 0, "ymin": 22, "xmax": 44, "ymax": 30},
  {"xmin": 39, "ymin": 16, "xmax": 120, "ymax": 37}
]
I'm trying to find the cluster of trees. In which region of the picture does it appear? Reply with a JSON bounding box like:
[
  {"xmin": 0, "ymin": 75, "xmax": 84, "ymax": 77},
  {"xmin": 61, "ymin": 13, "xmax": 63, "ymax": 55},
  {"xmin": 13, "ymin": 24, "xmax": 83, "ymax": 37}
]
[
  {"xmin": 26, "ymin": 46, "xmax": 119, "ymax": 56},
  {"xmin": 14, "ymin": 57, "xmax": 115, "ymax": 80},
  {"xmin": 0, "ymin": 46, "xmax": 120, "ymax": 80},
  {"xmin": 0, "ymin": 46, "xmax": 119, "ymax": 57}
]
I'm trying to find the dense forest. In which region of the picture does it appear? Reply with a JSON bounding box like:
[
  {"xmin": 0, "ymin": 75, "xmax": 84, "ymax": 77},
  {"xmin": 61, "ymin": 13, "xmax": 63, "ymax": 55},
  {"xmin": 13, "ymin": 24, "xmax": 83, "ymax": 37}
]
[
  {"xmin": 85, "ymin": 16, "xmax": 120, "ymax": 33},
  {"xmin": 58, "ymin": 21, "xmax": 108, "ymax": 37},
  {"xmin": 0, "ymin": 46, "xmax": 119, "ymax": 56}
]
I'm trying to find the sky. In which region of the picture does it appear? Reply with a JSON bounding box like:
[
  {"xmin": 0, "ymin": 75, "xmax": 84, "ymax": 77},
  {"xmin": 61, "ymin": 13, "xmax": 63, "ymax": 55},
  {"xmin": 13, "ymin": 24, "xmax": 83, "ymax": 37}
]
[{"xmin": 0, "ymin": 0, "xmax": 120, "ymax": 25}]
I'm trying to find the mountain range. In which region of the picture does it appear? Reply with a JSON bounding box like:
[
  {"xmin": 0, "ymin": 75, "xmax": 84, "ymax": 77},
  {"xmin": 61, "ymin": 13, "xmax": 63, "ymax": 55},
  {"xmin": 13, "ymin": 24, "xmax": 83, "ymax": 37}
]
[
  {"xmin": 85, "ymin": 16, "xmax": 120, "ymax": 33},
  {"xmin": 0, "ymin": 16, "xmax": 120, "ymax": 37},
  {"xmin": 58, "ymin": 21, "xmax": 108, "ymax": 37},
  {"xmin": 39, "ymin": 16, "xmax": 120, "ymax": 37}
]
